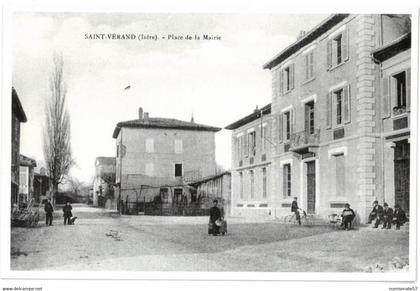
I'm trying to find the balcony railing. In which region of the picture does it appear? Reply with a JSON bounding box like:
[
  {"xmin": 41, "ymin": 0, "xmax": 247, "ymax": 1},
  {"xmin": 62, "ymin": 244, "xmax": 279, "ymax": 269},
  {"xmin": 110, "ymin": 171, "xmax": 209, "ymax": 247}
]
[{"xmin": 290, "ymin": 129, "xmax": 320, "ymax": 150}]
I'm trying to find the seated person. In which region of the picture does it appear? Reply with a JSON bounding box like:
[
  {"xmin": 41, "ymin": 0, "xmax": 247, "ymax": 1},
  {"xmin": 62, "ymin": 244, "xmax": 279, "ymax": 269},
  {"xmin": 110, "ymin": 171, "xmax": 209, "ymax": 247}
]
[
  {"xmin": 392, "ymin": 204, "xmax": 407, "ymax": 230},
  {"xmin": 341, "ymin": 203, "xmax": 355, "ymax": 231},
  {"xmin": 381, "ymin": 203, "xmax": 393, "ymax": 229},
  {"xmin": 368, "ymin": 200, "xmax": 383, "ymax": 227}
]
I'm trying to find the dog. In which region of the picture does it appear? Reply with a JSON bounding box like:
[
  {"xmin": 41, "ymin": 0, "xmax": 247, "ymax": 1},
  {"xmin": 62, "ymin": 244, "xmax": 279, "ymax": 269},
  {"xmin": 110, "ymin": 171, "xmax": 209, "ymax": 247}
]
[{"xmin": 69, "ymin": 217, "xmax": 77, "ymax": 225}]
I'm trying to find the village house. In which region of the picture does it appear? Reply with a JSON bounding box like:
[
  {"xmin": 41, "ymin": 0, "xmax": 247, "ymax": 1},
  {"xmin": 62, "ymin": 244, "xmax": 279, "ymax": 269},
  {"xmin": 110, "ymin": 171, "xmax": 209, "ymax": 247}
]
[
  {"xmin": 19, "ymin": 154, "xmax": 37, "ymax": 207},
  {"xmin": 112, "ymin": 108, "xmax": 221, "ymax": 214},
  {"xmin": 92, "ymin": 156, "xmax": 116, "ymax": 209},
  {"xmin": 33, "ymin": 167, "xmax": 51, "ymax": 204},
  {"xmin": 225, "ymin": 104, "xmax": 273, "ymax": 217},
  {"xmin": 228, "ymin": 14, "xmax": 411, "ymax": 221},
  {"xmin": 11, "ymin": 88, "xmax": 27, "ymax": 207}
]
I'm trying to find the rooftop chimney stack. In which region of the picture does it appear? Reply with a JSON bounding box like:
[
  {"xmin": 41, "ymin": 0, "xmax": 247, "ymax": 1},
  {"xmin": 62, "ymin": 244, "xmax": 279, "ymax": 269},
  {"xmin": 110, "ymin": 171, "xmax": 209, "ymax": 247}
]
[
  {"xmin": 138, "ymin": 107, "xmax": 143, "ymax": 119},
  {"xmin": 297, "ymin": 30, "xmax": 306, "ymax": 40},
  {"xmin": 144, "ymin": 112, "xmax": 149, "ymax": 120}
]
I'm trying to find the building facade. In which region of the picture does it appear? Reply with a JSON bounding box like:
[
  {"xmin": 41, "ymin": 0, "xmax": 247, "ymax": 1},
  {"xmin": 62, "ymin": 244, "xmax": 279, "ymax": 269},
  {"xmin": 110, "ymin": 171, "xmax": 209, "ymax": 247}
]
[
  {"xmin": 11, "ymin": 88, "xmax": 27, "ymax": 206},
  {"xmin": 33, "ymin": 167, "xmax": 51, "ymax": 204},
  {"xmin": 226, "ymin": 104, "xmax": 273, "ymax": 217},
  {"xmin": 228, "ymin": 14, "xmax": 411, "ymax": 221},
  {"xmin": 113, "ymin": 108, "xmax": 221, "ymax": 213},
  {"xmin": 93, "ymin": 156, "xmax": 116, "ymax": 209},
  {"xmin": 19, "ymin": 155, "xmax": 37, "ymax": 207}
]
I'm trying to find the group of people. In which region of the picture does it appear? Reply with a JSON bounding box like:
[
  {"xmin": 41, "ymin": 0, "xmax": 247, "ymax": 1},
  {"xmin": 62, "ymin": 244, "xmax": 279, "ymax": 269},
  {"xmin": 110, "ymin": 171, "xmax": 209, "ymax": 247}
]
[
  {"xmin": 44, "ymin": 200, "xmax": 74, "ymax": 226},
  {"xmin": 368, "ymin": 200, "xmax": 407, "ymax": 230}
]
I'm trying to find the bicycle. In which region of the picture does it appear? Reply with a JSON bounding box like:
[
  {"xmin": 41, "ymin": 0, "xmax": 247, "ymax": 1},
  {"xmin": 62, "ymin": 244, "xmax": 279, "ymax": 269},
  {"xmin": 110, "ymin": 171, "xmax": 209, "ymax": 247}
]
[{"xmin": 283, "ymin": 208, "xmax": 309, "ymax": 225}]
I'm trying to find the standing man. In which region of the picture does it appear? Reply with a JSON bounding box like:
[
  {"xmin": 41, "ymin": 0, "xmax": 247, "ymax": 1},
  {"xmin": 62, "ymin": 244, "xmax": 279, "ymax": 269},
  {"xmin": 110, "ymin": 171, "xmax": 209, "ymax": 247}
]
[
  {"xmin": 209, "ymin": 199, "xmax": 221, "ymax": 236},
  {"xmin": 62, "ymin": 202, "xmax": 73, "ymax": 225},
  {"xmin": 381, "ymin": 203, "xmax": 393, "ymax": 229},
  {"xmin": 369, "ymin": 200, "xmax": 383, "ymax": 228},
  {"xmin": 44, "ymin": 199, "xmax": 54, "ymax": 226},
  {"xmin": 341, "ymin": 203, "xmax": 355, "ymax": 231},
  {"xmin": 291, "ymin": 197, "xmax": 301, "ymax": 225}
]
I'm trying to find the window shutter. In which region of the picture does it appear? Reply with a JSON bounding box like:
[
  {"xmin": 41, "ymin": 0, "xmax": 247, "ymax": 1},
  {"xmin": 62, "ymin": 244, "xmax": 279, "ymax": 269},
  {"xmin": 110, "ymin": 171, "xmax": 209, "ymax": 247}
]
[
  {"xmin": 278, "ymin": 114, "xmax": 283, "ymax": 143},
  {"xmin": 327, "ymin": 39, "xmax": 332, "ymax": 69},
  {"xmin": 291, "ymin": 107, "xmax": 296, "ymax": 134},
  {"xmin": 406, "ymin": 68, "xmax": 411, "ymax": 111},
  {"xmin": 381, "ymin": 76, "xmax": 390, "ymax": 119},
  {"xmin": 342, "ymin": 28, "xmax": 349, "ymax": 61},
  {"xmin": 290, "ymin": 64, "xmax": 295, "ymax": 90},
  {"xmin": 343, "ymin": 85, "xmax": 351, "ymax": 123},
  {"xmin": 304, "ymin": 104, "xmax": 310, "ymax": 133},
  {"xmin": 283, "ymin": 166, "xmax": 287, "ymax": 198},
  {"xmin": 279, "ymin": 70, "xmax": 284, "ymax": 95},
  {"xmin": 326, "ymin": 92, "xmax": 332, "ymax": 129},
  {"xmin": 309, "ymin": 52, "xmax": 314, "ymax": 78},
  {"xmin": 272, "ymin": 69, "xmax": 278, "ymax": 97},
  {"xmin": 304, "ymin": 54, "xmax": 309, "ymax": 80}
]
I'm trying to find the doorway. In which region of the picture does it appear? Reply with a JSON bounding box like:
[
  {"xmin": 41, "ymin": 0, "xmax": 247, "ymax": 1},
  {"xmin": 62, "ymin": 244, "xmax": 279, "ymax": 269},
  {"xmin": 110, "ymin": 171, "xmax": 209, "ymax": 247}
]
[
  {"xmin": 394, "ymin": 139, "xmax": 410, "ymax": 212},
  {"xmin": 306, "ymin": 161, "xmax": 316, "ymax": 214}
]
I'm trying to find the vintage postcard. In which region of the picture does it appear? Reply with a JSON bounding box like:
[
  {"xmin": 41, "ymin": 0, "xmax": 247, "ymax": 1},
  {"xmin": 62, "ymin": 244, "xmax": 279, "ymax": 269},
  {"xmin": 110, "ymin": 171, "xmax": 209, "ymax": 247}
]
[{"xmin": 0, "ymin": 1, "xmax": 418, "ymax": 290}]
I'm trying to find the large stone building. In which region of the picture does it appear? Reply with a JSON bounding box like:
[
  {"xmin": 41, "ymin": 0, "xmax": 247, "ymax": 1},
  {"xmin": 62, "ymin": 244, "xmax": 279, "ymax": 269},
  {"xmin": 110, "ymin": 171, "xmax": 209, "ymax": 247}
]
[
  {"xmin": 228, "ymin": 14, "xmax": 411, "ymax": 221},
  {"xmin": 112, "ymin": 108, "xmax": 221, "ymax": 213},
  {"xmin": 92, "ymin": 156, "xmax": 116, "ymax": 209},
  {"xmin": 19, "ymin": 155, "xmax": 37, "ymax": 207},
  {"xmin": 11, "ymin": 88, "xmax": 27, "ymax": 206}
]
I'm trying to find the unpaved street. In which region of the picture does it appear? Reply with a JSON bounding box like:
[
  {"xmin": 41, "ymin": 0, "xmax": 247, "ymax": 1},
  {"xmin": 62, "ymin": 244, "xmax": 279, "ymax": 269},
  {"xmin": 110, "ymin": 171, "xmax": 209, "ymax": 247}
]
[{"xmin": 11, "ymin": 205, "xmax": 409, "ymax": 272}]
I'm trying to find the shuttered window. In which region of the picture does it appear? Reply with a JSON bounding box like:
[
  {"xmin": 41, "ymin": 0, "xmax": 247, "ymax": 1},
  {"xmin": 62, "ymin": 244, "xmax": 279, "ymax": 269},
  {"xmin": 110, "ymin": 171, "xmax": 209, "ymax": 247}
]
[
  {"xmin": 278, "ymin": 114, "xmax": 283, "ymax": 143},
  {"xmin": 279, "ymin": 64, "xmax": 295, "ymax": 94},
  {"xmin": 283, "ymin": 164, "xmax": 291, "ymax": 198},
  {"xmin": 262, "ymin": 168, "xmax": 267, "ymax": 199},
  {"xmin": 327, "ymin": 27, "xmax": 349, "ymax": 70},
  {"xmin": 330, "ymin": 84, "xmax": 351, "ymax": 127}
]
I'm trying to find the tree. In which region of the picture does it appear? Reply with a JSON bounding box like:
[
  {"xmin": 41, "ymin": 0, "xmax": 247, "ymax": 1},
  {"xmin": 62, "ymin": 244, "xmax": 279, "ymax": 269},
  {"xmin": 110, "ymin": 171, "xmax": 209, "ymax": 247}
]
[{"xmin": 43, "ymin": 53, "xmax": 73, "ymax": 206}]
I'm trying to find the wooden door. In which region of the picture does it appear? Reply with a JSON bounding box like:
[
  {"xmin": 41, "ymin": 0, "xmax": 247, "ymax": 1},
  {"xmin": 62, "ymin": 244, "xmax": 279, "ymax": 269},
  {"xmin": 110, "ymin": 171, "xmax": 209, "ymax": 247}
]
[
  {"xmin": 394, "ymin": 140, "xmax": 410, "ymax": 212},
  {"xmin": 307, "ymin": 161, "xmax": 316, "ymax": 214}
]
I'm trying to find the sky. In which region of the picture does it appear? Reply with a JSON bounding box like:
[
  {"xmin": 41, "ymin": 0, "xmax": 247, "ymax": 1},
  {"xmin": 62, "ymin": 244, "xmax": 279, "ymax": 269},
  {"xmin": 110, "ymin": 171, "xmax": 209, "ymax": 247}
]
[{"xmin": 11, "ymin": 12, "xmax": 327, "ymax": 184}]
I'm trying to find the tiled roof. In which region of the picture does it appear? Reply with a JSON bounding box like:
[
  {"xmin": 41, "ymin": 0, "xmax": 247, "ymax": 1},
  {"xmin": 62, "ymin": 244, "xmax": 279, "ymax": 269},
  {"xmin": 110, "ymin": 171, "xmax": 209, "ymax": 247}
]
[
  {"xmin": 225, "ymin": 103, "xmax": 271, "ymax": 130},
  {"xmin": 20, "ymin": 154, "xmax": 37, "ymax": 167},
  {"xmin": 113, "ymin": 117, "xmax": 221, "ymax": 138},
  {"xmin": 263, "ymin": 14, "xmax": 349, "ymax": 70}
]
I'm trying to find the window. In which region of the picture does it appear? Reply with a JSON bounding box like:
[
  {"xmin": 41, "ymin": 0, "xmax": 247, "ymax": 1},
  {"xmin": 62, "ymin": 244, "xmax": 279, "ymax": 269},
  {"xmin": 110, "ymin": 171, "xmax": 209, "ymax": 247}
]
[
  {"xmin": 394, "ymin": 71, "xmax": 407, "ymax": 108},
  {"xmin": 283, "ymin": 164, "xmax": 291, "ymax": 197},
  {"xmin": 145, "ymin": 163, "xmax": 154, "ymax": 176},
  {"xmin": 279, "ymin": 64, "xmax": 295, "ymax": 94},
  {"xmin": 305, "ymin": 101, "xmax": 315, "ymax": 134},
  {"xmin": 336, "ymin": 89, "xmax": 343, "ymax": 125},
  {"xmin": 304, "ymin": 51, "xmax": 314, "ymax": 81},
  {"xmin": 327, "ymin": 85, "xmax": 351, "ymax": 128},
  {"xmin": 262, "ymin": 168, "xmax": 267, "ymax": 199},
  {"xmin": 335, "ymin": 154, "xmax": 345, "ymax": 197},
  {"xmin": 116, "ymin": 145, "xmax": 119, "ymax": 158},
  {"xmin": 284, "ymin": 112, "xmax": 291, "ymax": 140},
  {"xmin": 327, "ymin": 28, "xmax": 348, "ymax": 69},
  {"xmin": 247, "ymin": 131, "xmax": 256, "ymax": 156},
  {"xmin": 239, "ymin": 172, "xmax": 244, "ymax": 200},
  {"xmin": 174, "ymin": 139, "xmax": 183, "ymax": 154},
  {"xmin": 145, "ymin": 138, "xmax": 154, "ymax": 153},
  {"xmin": 250, "ymin": 170, "xmax": 254, "ymax": 199},
  {"xmin": 237, "ymin": 135, "xmax": 244, "ymax": 159},
  {"xmin": 175, "ymin": 163, "xmax": 183, "ymax": 177}
]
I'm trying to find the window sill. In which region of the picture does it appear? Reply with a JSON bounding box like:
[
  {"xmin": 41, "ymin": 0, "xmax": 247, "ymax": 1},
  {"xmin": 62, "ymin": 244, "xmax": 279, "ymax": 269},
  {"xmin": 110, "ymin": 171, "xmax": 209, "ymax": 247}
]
[
  {"xmin": 328, "ymin": 60, "xmax": 347, "ymax": 72},
  {"xmin": 281, "ymin": 89, "xmax": 294, "ymax": 96},
  {"xmin": 302, "ymin": 77, "xmax": 315, "ymax": 86}
]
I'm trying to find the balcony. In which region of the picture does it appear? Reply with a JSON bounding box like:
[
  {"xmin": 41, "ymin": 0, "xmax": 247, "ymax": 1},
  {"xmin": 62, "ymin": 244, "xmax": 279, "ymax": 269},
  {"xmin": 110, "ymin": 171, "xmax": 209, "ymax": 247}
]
[{"xmin": 289, "ymin": 129, "xmax": 320, "ymax": 155}]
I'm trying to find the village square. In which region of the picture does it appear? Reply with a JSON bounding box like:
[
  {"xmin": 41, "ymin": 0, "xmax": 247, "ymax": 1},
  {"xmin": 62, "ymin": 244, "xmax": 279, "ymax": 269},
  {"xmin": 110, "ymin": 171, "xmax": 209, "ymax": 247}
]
[{"xmin": 9, "ymin": 13, "xmax": 412, "ymax": 273}]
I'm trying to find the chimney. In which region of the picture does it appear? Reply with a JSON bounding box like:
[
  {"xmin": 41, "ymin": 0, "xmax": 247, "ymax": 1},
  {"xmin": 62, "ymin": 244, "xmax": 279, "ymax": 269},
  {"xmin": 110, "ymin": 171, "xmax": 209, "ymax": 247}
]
[
  {"xmin": 138, "ymin": 107, "xmax": 143, "ymax": 119},
  {"xmin": 254, "ymin": 105, "xmax": 259, "ymax": 113},
  {"xmin": 144, "ymin": 112, "xmax": 149, "ymax": 120},
  {"xmin": 190, "ymin": 113, "xmax": 195, "ymax": 123},
  {"xmin": 297, "ymin": 30, "xmax": 306, "ymax": 40}
]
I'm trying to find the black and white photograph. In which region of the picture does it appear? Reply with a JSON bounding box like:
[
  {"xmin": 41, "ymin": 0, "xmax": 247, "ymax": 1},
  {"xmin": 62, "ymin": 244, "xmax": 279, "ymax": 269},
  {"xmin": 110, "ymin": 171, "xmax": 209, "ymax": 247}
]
[{"xmin": 0, "ymin": 2, "xmax": 418, "ymax": 290}]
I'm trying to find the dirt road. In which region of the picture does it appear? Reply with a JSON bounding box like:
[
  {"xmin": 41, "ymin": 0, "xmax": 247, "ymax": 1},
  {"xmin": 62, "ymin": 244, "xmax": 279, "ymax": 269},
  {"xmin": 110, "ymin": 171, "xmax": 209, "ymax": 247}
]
[{"xmin": 11, "ymin": 205, "xmax": 409, "ymax": 272}]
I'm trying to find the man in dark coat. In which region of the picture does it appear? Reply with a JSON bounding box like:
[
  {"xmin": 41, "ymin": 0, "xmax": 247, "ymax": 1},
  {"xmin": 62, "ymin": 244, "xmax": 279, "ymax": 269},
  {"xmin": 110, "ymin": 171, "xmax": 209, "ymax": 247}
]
[
  {"xmin": 392, "ymin": 204, "xmax": 407, "ymax": 230},
  {"xmin": 62, "ymin": 202, "xmax": 73, "ymax": 225},
  {"xmin": 381, "ymin": 203, "xmax": 393, "ymax": 229},
  {"xmin": 369, "ymin": 200, "xmax": 384, "ymax": 228},
  {"xmin": 341, "ymin": 203, "xmax": 355, "ymax": 230},
  {"xmin": 291, "ymin": 197, "xmax": 301, "ymax": 225},
  {"xmin": 44, "ymin": 199, "xmax": 54, "ymax": 226},
  {"xmin": 209, "ymin": 199, "xmax": 221, "ymax": 236}
]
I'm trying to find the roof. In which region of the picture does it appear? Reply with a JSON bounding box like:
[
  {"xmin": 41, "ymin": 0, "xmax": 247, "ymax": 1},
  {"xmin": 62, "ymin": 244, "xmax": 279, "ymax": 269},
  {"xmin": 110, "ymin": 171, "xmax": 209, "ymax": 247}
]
[
  {"xmin": 372, "ymin": 32, "xmax": 411, "ymax": 63},
  {"xmin": 263, "ymin": 14, "xmax": 350, "ymax": 70},
  {"xmin": 113, "ymin": 117, "xmax": 221, "ymax": 138},
  {"xmin": 95, "ymin": 156, "xmax": 116, "ymax": 166},
  {"xmin": 225, "ymin": 103, "xmax": 271, "ymax": 130},
  {"xmin": 188, "ymin": 171, "xmax": 231, "ymax": 186},
  {"xmin": 19, "ymin": 154, "xmax": 37, "ymax": 167},
  {"xmin": 12, "ymin": 88, "xmax": 27, "ymax": 122}
]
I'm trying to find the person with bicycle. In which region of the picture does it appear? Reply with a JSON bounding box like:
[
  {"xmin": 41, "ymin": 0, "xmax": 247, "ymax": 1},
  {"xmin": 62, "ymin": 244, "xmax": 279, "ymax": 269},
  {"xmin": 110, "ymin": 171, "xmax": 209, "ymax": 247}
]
[{"xmin": 291, "ymin": 197, "xmax": 301, "ymax": 225}]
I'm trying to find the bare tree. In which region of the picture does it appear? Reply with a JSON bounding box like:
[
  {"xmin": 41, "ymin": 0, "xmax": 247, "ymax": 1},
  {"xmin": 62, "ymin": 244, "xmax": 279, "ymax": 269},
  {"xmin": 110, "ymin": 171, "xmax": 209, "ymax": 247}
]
[{"xmin": 43, "ymin": 53, "xmax": 73, "ymax": 206}]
